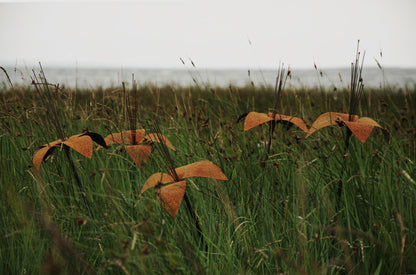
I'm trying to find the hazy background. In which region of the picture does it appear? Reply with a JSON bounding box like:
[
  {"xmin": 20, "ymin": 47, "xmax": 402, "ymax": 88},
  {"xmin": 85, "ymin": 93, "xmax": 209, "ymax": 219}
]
[{"xmin": 1, "ymin": 0, "xmax": 416, "ymax": 70}]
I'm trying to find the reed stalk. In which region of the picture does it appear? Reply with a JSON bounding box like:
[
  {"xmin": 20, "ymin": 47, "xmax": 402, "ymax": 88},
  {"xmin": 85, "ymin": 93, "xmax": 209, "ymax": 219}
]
[
  {"xmin": 148, "ymin": 120, "xmax": 206, "ymax": 248},
  {"xmin": 337, "ymin": 41, "xmax": 365, "ymax": 200},
  {"xmin": 31, "ymin": 64, "xmax": 95, "ymax": 219},
  {"xmin": 264, "ymin": 64, "xmax": 290, "ymax": 163}
]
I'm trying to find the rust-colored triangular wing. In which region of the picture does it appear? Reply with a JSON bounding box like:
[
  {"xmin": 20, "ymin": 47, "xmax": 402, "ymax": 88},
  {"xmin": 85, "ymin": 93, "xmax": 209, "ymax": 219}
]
[
  {"xmin": 157, "ymin": 180, "xmax": 187, "ymax": 218},
  {"xmin": 144, "ymin": 133, "xmax": 175, "ymax": 151},
  {"xmin": 32, "ymin": 141, "xmax": 60, "ymax": 176},
  {"xmin": 244, "ymin": 112, "xmax": 273, "ymax": 131},
  {"xmin": 63, "ymin": 134, "xmax": 93, "ymax": 158},
  {"xmin": 306, "ymin": 112, "xmax": 349, "ymax": 138},
  {"xmin": 125, "ymin": 144, "xmax": 153, "ymax": 167},
  {"xmin": 343, "ymin": 117, "xmax": 382, "ymax": 143},
  {"xmin": 104, "ymin": 133, "xmax": 123, "ymax": 146},
  {"xmin": 355, "ymin": 117, "xmax": 382, "ymax": 128},
  {"xmin": 270, "ymin": 113, "xmax": 309, "ymax": 133},
  {"xmin": 140, "ymin": 172, "xmax": 175, "ymax": 196},
  {"xmin": 103, "ymin": 129, "xmax": 146, "ymax": 147},
  {"xmin": 124, "ymin": 129, "xmax": 146, "ymax": 144},
  {"xmin": 175, "ymin": 160, "xmax": 228, "ymax": 181}
]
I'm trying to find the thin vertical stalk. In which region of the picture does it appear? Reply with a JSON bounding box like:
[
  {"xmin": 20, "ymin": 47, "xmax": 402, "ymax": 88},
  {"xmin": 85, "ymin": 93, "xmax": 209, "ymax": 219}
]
[
  {"xmin": 338, "ymin": 41, "xmax": 365, "ymax": 200},
  {"xmin": 32, "ymin": 64, "xmax": 95, "ymax": 219},
  {"xmin": 264, "ymin": 64, "xmax": 290, "ymax": 164},
  {"xmin": 183, "ymin": 193, "xmax": 205, "ymax": 247},
  {"xmin": 149, "ymin": 120, "xmax": 206, "ymax": 248},
  {"xmin": 0, "ymin": 66, "xmax": 14, "ymax": 89},
  {"xmin": 64, "ymin": 148, "xmax": 95, "ymax": 220},
  {"xmin": 128, "ymin": 74, "xmax": 138, "ymax": 144}
]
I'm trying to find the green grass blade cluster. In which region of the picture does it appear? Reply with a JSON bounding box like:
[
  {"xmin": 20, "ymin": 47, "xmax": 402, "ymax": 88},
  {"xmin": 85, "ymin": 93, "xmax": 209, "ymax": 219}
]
[{"xmin": 1, "ymin": 83, "xmax": 415, "ymax": 274}]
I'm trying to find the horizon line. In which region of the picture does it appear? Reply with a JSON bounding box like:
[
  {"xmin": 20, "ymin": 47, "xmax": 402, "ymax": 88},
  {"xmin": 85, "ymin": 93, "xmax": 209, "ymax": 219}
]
[{"xmin": 2, "ymin": 62, "xmax": 416, "ymax": 71}]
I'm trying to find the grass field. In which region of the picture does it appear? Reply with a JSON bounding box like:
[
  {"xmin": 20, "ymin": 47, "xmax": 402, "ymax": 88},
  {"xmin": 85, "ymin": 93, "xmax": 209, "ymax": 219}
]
[{"xmin": 1, "ymin": 72, "xmax": 415, "ymax": 274}]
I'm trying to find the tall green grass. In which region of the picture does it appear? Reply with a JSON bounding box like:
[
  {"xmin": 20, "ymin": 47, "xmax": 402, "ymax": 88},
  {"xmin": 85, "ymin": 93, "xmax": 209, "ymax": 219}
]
[{"xmin": 1, "ymin": 81, "xmax": 415, "ymax": 273}]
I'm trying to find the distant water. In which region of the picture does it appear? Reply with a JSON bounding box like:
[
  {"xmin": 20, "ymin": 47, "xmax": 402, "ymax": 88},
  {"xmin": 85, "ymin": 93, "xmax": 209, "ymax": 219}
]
[{"xmin": 1, "ymin": 66, "xmax": 416, "ymax": 90}]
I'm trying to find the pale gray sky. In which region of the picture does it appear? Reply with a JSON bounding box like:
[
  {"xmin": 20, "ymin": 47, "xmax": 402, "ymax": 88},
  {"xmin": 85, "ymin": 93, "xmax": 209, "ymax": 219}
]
[{"xmin": 1, "ymin": 0, "xmax": 415, "ymax": 69}]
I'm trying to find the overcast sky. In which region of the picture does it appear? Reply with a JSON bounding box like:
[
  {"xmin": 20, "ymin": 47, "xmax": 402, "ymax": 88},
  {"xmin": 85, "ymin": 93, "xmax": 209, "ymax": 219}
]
[{"xmin": 1, "ymin": 0, "xmax": 415, "ymax": 69}]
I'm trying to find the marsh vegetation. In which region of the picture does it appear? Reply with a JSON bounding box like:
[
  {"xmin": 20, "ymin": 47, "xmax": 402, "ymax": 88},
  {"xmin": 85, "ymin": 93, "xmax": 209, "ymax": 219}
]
[{"xmin": 1, "ymin": 65, "xmax": 415, "ymax": 273}]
